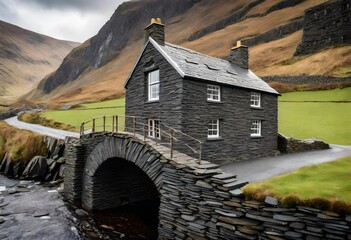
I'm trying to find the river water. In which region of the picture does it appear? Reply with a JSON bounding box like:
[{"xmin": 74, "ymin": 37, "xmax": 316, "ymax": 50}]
[{"xmin": 0, "ymin": 175, "xmax": 157, "ymax": 240}]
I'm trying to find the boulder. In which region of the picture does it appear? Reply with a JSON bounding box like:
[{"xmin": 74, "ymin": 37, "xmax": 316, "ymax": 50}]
[
  {"xmin": 3, "ymin": 158, "xmax": 14, "ymax": 178},
  {"xmin": 22, "ymin": 156, "xmax": 48, "ymax": 180}
]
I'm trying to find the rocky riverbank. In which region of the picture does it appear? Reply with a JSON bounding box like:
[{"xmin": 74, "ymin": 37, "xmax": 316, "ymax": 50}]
[{"xmin": 0, "ymin": 175, "xmax": 80, "ymax": 239}]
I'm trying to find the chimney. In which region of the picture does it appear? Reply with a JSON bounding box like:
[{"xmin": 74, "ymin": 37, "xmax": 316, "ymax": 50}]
[
  {"xmin": 229, "ymin": 40, "xmax": 249, "ymax": 69},
  {"xmin": 145, "ymin": 18, "xmax": 165, "ymax": 45}
]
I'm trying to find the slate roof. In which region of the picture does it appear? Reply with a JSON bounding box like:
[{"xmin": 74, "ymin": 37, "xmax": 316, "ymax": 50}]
[{"xmin": 126, "ymin": 37, "xmax": 279, "ymax": 95}]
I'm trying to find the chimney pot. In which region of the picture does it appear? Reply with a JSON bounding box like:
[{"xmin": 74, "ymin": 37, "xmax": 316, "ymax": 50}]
[
  {"xmin": 145, "ymin": 18, "xmax": 165, "ymax": 45},
  {"xmin": 229, "ymin": 40, "xmax": 249, "ymax": 69}
]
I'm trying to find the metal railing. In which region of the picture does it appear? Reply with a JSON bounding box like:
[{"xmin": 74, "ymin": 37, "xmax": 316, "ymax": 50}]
[{"xmin": 80, "ymin": 115, "xmax": 203, "ymax": 162}]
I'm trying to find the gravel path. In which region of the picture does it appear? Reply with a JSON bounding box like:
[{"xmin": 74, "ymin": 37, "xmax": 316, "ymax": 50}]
[
  {"xmin": 4, "ymin": 116, "xmax": 79, "ymax": 140},
  {"xmin": 222, "ymin": 144, "xmax": 351, "ymax": 183}
]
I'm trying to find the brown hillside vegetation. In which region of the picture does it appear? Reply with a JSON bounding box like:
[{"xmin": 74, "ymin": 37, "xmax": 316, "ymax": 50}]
[
  {"xmin": 27, "ymin": 0, "xmax": 351, "ymax": 105},
  {"xmin": 0, "ymin": 121, "xmax": 47, "ymax": 164},
  {"xmin": 0, "ymin": 20, "xmax": 79, "ymax": 105}
]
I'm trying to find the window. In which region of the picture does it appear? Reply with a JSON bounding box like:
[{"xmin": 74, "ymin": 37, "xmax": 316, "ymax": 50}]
[
  {"xmin": 250, "ymin": 92, "xmax": 261, "ymax": 107},
  {"xmin": 207, "ymin": 84, "xmax": 221, "ymax": 102},
  {"xmin": 148, "ymin": 119, "xmax": 160, "ymax": 139},
  {"xmin": 251, "ymin": 120, "xmax": 261, "ymax": 137},
  {"xmin": 208, "ymin": 119, "xmax": 219, "ymax": 138},
  {"xmin": 148, "ymin": 70, "xmax": 159, "ymax": 101}
]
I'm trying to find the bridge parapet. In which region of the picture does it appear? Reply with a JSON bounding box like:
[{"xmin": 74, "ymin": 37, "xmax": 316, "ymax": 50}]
[{"xmin": 80, "ymin": 115, "xmax": 204, "ymax": 161}]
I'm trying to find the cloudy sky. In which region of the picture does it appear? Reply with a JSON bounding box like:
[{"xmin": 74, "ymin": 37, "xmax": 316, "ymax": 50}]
[{"xmin": 0, "ymin": 0, "xmax": 128, "ymax": 42}]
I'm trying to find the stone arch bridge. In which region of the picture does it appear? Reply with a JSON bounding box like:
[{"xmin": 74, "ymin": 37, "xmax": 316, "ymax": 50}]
[{"xmin": 64, "ymin": 131, "xmax": 248, "ymax": 239}]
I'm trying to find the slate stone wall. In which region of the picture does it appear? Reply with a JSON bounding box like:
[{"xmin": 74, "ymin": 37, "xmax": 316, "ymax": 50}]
[
  {"xmin": 278, "ymin": 134, "xmax": 330, "ymax": 154},
  {"xmin": 295, "ymin": 0, "xmax": 351, "ymax": 55},
  {"xmin": 263, "ymin": 75, "xmax": 351, "ymax": 85},
  {"xmin": 125, "ymin": 41, "xmax": 183, "ymax": 136},
  {"xmin": 181, "ymin": 79, "xmax": 278, "ymax": 164},
  {"xmin": 65, "ymin": 132, "xmax": 351, "ymax": 239}
]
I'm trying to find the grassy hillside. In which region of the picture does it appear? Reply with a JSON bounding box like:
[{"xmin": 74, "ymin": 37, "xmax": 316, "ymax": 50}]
[
  {"xmin": 279, "ymin": 88, "xmax": 351, "ymax": 145},
  {"xmin": 27, "ymin": 0, "xmax": 351, "ymax": 105},
  {"xmin": 0, "ymin": 20, "xmax": 79, "ymax": 105}
]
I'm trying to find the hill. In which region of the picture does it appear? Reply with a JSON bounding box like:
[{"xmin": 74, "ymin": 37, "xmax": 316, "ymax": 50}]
[
  {"xmin": 0, "ymin": 20, "xmax": 79, "ymax": 105},
  {"xmin": 27, "ymin": 0, "xmax": 351, "ymax": 105}
]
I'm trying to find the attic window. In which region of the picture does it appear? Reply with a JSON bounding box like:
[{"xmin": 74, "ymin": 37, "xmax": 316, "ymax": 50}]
[
  {"xmin": 205, "ymin": 64, "xmax": 219, "ymax": 71},
  {"xmin": 185, "ymin": 59, "xmax": 198, "ymax": 64},
  {"xmin": 226, "ymin": 70, "xmax": 237, "ymax": 75}
]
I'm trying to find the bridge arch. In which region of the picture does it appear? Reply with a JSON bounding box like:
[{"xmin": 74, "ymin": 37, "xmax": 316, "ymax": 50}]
[{"xmin": 81, "ymin": 136, "xmax": 163, "ymax": 211}]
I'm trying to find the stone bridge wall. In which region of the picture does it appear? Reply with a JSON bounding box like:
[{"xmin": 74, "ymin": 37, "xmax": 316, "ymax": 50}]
[{"xmin": 64, "ymin": 132, "xmax": 351, "ymax": 239}]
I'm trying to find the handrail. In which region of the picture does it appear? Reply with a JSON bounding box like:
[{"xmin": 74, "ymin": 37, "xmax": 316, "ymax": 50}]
[{"xmin": 80, "ymin": 115, "xmax": 203, "ymax": 162}]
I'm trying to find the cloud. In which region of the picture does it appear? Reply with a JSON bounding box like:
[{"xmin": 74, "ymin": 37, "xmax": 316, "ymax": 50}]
[
  {"xmin": 0, "ymin": 0, "xmax": 128, "ymax": 42},
  {"xmin": 18, "ymin": 0, "xmax": 126, "ymax": 12}
]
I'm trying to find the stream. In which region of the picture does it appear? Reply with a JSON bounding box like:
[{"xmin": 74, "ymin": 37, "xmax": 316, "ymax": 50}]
[{"xmin": 0, "ymin": 175, "xmax": 158, "ymax": 240}]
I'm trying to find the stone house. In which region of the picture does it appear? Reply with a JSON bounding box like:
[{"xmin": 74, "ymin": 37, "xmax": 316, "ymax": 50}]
[{"xmin": 125, "ymin": 18, "xmax": 279, "ymax": 164}]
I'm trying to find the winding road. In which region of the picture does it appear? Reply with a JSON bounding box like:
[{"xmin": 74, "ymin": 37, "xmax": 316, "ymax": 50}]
[{"xmin": 4, "ymin": 116, "xmax": 79, "ymax": 139}]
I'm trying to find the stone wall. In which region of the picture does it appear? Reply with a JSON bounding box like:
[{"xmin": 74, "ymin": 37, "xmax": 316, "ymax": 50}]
[
  {"xmin": 181, "ymin": 79, "xmax": 278, "ymax": 164},
  {"xmin": 278, "ymin": 134, "xmax": 329, "ymax": 154},
  {"xmin": 263, "ymin": 75, "xmax": 351, "ymax": 85},
  {"xmin": 0, "ymin": 136, "xmax": 67, "ymax": 181},
  {"xmin": 236, "ymin": 19, "xmax": 303, "ymax": 47},
  {"xmin": 295, "ymin": 0, "xmax": 351, "ymax": 55},
  {"xmin": 65, "ymin": 132, "xmax": 351, "ymax": 239}
]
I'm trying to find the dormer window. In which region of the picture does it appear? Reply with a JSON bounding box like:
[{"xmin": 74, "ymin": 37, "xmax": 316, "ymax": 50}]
[
  {"xmin": 148, "ymin": 70, "xmax": 159, "ymax": 101},
  {"xmin": 207, "ymin": 84, "xmax": 221, "ymax": 102},
  {"xmin": 250, "ymin": 92, "xmax": 261, "ymax": 108}
]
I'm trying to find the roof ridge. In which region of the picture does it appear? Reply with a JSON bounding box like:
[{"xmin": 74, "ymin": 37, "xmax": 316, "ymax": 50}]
[{"xmin": 165, "ymin": 42, "xmax": 229, "ymax": 64}]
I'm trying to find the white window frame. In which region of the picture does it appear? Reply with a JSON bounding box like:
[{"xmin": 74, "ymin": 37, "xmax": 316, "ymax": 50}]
[
  {"xmin": 148, "ymin": 119, "xmax": 160, "ymax": 139},
  {"xmin": 207, "ymin": 84, "xmax": 221, "ymax": 102},
  {"xmin": 250, "ymin": 120, "xmax": 262, "ymax": 137},
  {"xmin": 148, "ymin": 70, "xmax": 160, "ymax": 101},
  {"xmin": 250, "ymin": 92, "xmax": 261, "ymax": 108},
  {"xmin": 208, "ymin": 119, "xmax": 220, "ymax": 139}
]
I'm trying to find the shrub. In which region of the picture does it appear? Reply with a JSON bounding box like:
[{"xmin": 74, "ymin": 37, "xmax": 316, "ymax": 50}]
[{"xmin": 18, "ymin": 112, "xmax": 76, "ymax": 131}]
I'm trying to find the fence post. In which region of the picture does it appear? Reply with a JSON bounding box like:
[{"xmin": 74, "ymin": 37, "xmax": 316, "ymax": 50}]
[
  {"xmin": 80, "ymin": 123, "xmax": 83, "ymax": 135},
  {"xmin": 92, "ymin": 119, "xmax": 96, "ymax": 132},
  {"xmin": 116, "ymin": 115, "xmax": 118, "ymax": 133},
  {"xmin": 143, "ymin": 125, "xmax": 147, "ymax": 142},
  {"xmin": 170, "ymin": 129, "xmax": 174, "ymax": 159},
  {"xmin": 103, "ymin": 116, "xmax": 106, "ymax": 132},
  {"xmin": 112, "ymin": 116, "xmax": 115, "ymax": 132}
]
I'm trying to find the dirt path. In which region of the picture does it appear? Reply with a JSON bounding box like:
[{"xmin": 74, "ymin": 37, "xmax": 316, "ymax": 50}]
[{"xmin": 4, "ymin": 116, "xmax": 79, "ymax": 140}]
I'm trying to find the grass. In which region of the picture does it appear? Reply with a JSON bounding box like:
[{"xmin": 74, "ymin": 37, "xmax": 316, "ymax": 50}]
[
  {"xmin": 0, "ymin": 121, "xmax": 47, "ymax": 164},
  {"xmin": 242, "ymin": 156, "xmax": 351, "ymax": 213},
  {"xmin": 19, "ymin": 112, "xmax": 76, "ymax": 131},
  {"xmin": 42, "ymin": 98, "xmax": 126, "ymax": 131},
  {"xmin": 280, "ymin": 87, "xmax": 351, "ymax": 102},
  {"xmin": 279, "ymin": 88, "xmax": 351, "ymax": 145}
]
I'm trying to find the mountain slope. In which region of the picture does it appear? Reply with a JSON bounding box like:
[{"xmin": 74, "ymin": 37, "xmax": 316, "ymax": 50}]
[
  {"xmin": 0, "ymin": 20, "xmax": 79, "ymax": 105},
  {"xmin": 29, "ymin": 0, "xmax": 351, "ymax": 105}
]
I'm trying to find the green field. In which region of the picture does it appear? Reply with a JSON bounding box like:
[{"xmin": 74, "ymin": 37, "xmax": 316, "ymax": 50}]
[
  {"xmin": 42, "ymin": 88, "xmax": 351, "ymax": 145},
  {"xmin": 279, "ymin": 88, "xmax": 351, "ymax": 145},
  {"xmin": 43, "ymin": 99, "xmax": 125, "ymax": 131},
  {"xmin": 243, "ymin": 156, "xmax": 351, "ymax": 212},
  {"xmin": 280, "ymin": 87, "xmax": 351, "ymax": 102}
]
